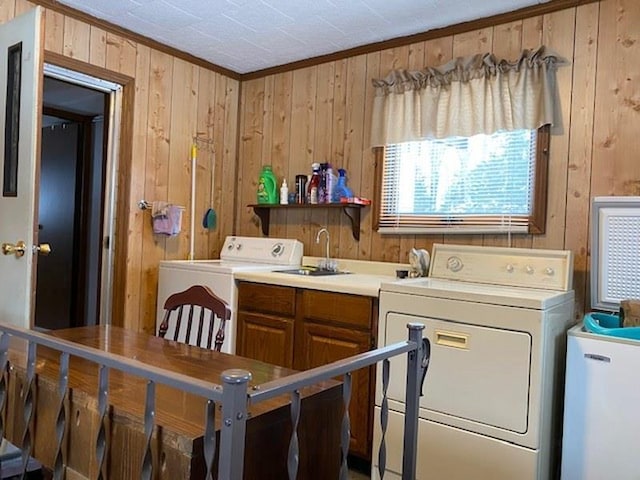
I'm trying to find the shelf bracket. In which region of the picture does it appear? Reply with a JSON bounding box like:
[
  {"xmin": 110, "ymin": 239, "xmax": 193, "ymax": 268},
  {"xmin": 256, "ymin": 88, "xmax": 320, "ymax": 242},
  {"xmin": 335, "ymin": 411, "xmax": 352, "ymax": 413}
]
[
  {"xmin": 342, "ymin": 206, "xmax": 361, "ymax": 241},
  {"xmin": 252, "ymin": 206, "xmax": 271, "ymax": 236}
]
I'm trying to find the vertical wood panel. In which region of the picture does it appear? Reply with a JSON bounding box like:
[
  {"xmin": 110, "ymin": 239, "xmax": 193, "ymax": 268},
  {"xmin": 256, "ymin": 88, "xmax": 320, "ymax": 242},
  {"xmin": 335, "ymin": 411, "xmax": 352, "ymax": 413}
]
[
  {"xmin": 43, "ymin": 9, "xmax": 63, "ymax": 53},
  {"xmin": 338, "ymin": 54, "xmax": 367, "ymax": 259},
  {"xmin": 237, "ymin": 78, "xmax": 266, "ymax": 237},
  {"xmin": 139, "ymin": 50, "xmax": 173, "ymax": 332},
  {"xmin": 327, "ymin": 59, "xmax": 347, "ymax": 258},
  {"xmin": 358, "ymin": 51, "xmax": 380, "ymax": 260},
  {"xmin": 0, "ymin": 1, "xmax": 16, "ymax": 23},
  {"xmin": 312, "ymin": 61, "xmax": 335, "ymax": 248},
  {"xmin": 106, "ymin": 32, "xmax": 137, "ymax": 77},
  {"xmin": 221, "ymin": 77, "xmax": 239, "ymax": 245},
  {"xmin": 263, "ymin": 74, "xmax": 286, "ymax": 239},
  {"xmin": 289, "ymin": 67, "xmax": 318, "ymax": 251},
  {"xmin": 592, "ymin": 0, "xmax": 640, "ymax": 197},
  {"xmin": 126, "ymin": 43, "xmax": 151, "ymax": 332},
  {"xmin": 532, "ymin": 8, "xmax": 576, "ymax": 250},
  {"xmin": 13, "ymin": 0, "xmax": 30, "ymax": 15},
  {"xmin": 566, "ymin": 2, "xmax": 600, "ymax": 320},
  {"xmin": 62, "ymin": 16, "xmax": 90, "ymax": 61},
  {"xmin": 521, "ymin": 15, "xmax": 544, "ymax": 51},
  {"xmin": 219, "ymin": 82, "xmax": 234, "ymax": 256},
  {"xmin": 89, "ymin": 26, "xmax": 106, "ymax": 68},
  {"xmin": 167, "ymin": 58, "xmax": 199, "ymax": 258},
  {"xmin": 194, "ymin": 67, "xmax": 216, "ymax": 258},
  {"xmin": 270, "ymin": 71, "xmax": 293, "ymax": 239}
]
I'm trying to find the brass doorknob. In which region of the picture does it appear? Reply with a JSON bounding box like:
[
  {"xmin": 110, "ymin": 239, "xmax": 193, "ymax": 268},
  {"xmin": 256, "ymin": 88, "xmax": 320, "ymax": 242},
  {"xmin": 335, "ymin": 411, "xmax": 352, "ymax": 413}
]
[
  {"xmin": 1, "ymin": 241, "xmax": 26, "ymax": 258},
  {"xmin": 36, "ymin": 243, "xmax": 51, "ymax": 256}
]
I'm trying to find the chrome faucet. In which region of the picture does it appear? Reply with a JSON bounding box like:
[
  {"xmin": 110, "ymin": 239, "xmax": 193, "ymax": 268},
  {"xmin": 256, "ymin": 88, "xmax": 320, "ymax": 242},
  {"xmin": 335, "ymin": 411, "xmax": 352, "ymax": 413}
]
[{"xmin": 315, "ymin": 227, "xmax": 333, "ymax": 271}]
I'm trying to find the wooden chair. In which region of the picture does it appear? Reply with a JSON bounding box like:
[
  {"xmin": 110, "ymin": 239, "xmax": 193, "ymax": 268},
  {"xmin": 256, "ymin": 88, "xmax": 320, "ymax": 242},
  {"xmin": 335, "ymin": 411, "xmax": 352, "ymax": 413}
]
[{"xmin": 158, "ymin": 285, "xmax": 231, "ymax": 351}]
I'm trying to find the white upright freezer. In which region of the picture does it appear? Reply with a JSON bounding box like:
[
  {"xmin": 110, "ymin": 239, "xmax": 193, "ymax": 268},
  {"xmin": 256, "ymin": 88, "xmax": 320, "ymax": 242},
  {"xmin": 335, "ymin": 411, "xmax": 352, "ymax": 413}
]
[{"xmin": 561, "ymin": 325, "xmax": 640, "ymax": 480}]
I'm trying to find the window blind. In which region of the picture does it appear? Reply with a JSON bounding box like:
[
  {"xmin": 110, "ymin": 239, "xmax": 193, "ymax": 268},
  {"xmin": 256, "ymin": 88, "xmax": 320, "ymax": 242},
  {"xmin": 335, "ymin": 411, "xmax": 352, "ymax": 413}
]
[{"xmin": 378, "ymin": 129, "xmax": 537, "ymax": 234}]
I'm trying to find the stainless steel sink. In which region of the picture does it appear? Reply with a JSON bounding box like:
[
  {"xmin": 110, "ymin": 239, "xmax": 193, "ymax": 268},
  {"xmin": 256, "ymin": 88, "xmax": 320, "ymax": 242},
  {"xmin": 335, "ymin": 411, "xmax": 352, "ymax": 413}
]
[{"xmin": 277, "ymin": 267, "xmax": 351, "ymax": 277}]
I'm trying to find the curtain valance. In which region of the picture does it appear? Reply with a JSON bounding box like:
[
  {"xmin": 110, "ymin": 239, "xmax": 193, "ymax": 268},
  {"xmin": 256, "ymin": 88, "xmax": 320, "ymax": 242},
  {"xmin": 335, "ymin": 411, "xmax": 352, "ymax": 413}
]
[{"xmin": 370, "ymin": 46, "xmax": 567, "ymax": 146}]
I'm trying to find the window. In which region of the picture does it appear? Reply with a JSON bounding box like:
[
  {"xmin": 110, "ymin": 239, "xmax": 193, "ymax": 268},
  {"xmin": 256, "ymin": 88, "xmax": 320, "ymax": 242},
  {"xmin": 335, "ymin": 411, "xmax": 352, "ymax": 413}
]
[{"xmin": 374, "ymin": 126, "xmax": 549, "ymax": 234}]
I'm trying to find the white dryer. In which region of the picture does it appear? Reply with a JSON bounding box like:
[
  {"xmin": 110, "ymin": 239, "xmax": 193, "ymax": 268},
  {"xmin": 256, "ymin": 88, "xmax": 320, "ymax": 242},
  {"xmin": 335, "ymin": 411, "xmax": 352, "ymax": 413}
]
[{"xmin": 374, "ymin": 244, "xmax": 575, "ymax": 480}]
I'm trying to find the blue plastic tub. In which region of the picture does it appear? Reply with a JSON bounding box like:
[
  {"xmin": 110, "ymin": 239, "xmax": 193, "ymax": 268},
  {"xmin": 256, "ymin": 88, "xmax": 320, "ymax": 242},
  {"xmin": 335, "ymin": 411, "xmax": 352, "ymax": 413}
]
[{"xmin": 583, "ymin": 312, "xmax": 640, "ymax": 340}]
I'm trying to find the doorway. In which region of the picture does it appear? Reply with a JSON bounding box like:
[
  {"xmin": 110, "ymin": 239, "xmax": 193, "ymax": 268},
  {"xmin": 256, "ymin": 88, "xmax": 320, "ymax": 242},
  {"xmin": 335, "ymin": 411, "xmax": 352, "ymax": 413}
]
[{"xmin": 35, "ymin": 67, "xmax": 122, "ymax": 330}]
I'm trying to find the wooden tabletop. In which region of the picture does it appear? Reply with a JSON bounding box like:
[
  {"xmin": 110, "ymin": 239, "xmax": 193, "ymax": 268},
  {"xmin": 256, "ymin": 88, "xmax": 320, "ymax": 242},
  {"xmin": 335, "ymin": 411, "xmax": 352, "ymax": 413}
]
[
  {"xmin": 5, "ymin": 325, "xmax": 343, "ymax": 479},
  {"xmin": 8, "ymin": 325, "xmax": 336, "ymax": 439}
]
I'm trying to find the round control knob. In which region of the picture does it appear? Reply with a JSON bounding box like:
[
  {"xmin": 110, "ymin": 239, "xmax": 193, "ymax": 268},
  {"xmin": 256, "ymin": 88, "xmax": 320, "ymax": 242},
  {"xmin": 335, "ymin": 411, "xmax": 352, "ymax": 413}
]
[
  {"xmin": 227, "ymin": 243, "xmax": 234, "ymax": 250},
  {"xmin": 544, "ymin": 267, "xmax": 554, "ymax": 276},
  {"xmin": 526, "ymin": 265, "xmax": 534, "ymax": 274},
  {"xmin": 272, "ymin": 243, "xmax": 284, "ymax": 257},
  {"xmin": 506, "ymin": 264, "xmax": 514, "ymax": 273},
  {"xmin": 446, "ymin": 256, "xmax": 463, "ymax": 272},
  {"xmin": 236, "ymin": 243, "xmax": 242, "ymax": 250}
]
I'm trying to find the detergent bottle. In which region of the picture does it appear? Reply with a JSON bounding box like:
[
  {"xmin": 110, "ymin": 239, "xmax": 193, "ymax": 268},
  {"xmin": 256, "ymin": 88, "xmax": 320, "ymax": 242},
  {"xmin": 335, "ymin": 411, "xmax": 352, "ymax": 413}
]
[{"xmin": 257, "ymin": 165, "xmax": 278, "ymax": 204}]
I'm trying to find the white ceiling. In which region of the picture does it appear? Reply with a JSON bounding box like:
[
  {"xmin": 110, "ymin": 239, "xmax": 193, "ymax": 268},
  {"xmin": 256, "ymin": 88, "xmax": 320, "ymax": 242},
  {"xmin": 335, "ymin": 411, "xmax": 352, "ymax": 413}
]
[{"xmin": 57, "ymin": 0, "xmax": 550, "ymax": 75}]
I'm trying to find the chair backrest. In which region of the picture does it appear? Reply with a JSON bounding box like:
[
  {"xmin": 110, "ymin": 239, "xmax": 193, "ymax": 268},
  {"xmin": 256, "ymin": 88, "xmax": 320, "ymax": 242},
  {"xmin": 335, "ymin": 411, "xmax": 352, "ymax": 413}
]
[{"xmin": 158, "ymin": 285, "xmax": 231, "ymax": 351}]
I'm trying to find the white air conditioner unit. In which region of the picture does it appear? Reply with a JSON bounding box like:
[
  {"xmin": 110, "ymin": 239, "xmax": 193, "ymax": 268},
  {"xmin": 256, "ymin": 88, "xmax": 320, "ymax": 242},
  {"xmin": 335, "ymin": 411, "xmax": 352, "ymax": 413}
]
[{"xmin": 591, "ymin": 196, "xmax": 640, "ymax": 312}]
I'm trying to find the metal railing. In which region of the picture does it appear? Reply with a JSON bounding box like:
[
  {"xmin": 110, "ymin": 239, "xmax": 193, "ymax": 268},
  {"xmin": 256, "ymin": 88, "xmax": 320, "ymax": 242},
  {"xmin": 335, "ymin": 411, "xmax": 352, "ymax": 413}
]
[{"xmin": 0, "ymin": 321, "xmax": 429, "ymax": 479}]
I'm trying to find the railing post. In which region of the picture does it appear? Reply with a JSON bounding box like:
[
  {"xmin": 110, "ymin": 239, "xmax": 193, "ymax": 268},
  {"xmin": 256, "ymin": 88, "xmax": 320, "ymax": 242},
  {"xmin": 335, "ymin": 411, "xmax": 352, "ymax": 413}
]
[
  {"xmin": 0, "ymin": 333, "xmax": 9, "ymax": 441},
  {"xmin": 218, "ymin": 369, "xmax": 251, "ymax": 480},
  {"xmin": 141, "ymin": 380, "xmax": 156, "ymax": 480},
  {"xmin": 0, "ymin": 333, "xmax": 9, "ymax": 480},
  {"xmin": 203, "ymin": 398, "xmax": 218, "ymax": 480},
  {"xmin": 402, "ymin": 323, "xmax": 429, "ymax": 480},
  {"xmin": 21, "ymin": 341, "xmax": 37, "ymax": 477},
  {"xmin": 96, "ymin": 365, "xmax": 110, "ymax": 480},
  {"xmin": 54, "ymin": 352, "xmax": 70, "ymax": 480}
]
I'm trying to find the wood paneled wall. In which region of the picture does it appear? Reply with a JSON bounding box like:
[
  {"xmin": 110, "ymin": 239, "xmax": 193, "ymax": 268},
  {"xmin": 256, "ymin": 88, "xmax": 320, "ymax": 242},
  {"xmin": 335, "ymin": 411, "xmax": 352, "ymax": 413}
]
[
  {"xmin": 237, "ymin": 0, "xmax": 640, "ymax": 320},
  {"xmin": 3, "ymin": 0, "xmax": 638, "ymax": 332},
  {"xmin": 1, "ymin": 0, "xmax": 240, "ymax": 334}
]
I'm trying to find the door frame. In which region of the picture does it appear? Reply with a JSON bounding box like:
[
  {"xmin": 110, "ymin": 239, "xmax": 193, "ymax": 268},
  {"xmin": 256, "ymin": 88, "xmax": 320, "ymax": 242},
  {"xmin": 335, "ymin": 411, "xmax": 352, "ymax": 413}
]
[{"xmin": 43, "ymin": 52, "xmax": 134, "ymax": 327}]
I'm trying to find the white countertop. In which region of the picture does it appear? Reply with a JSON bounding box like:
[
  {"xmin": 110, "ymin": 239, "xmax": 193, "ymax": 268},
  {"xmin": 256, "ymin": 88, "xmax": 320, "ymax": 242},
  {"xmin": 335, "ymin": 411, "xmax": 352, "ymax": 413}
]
[{"xmin": 234, "ymin": 257, "xmax": 411, "ymax": 297}]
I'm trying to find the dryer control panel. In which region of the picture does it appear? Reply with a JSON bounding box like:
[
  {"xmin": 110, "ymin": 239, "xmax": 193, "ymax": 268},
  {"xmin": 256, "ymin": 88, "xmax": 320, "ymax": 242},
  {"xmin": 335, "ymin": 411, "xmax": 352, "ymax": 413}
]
[{"xmin": 429, "ymin": 244, "xmax": 573, "ymax": 292}]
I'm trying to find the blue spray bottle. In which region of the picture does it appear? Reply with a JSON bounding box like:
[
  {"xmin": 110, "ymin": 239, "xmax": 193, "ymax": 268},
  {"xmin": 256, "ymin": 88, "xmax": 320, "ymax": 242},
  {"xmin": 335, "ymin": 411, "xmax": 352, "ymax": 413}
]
[{"xmin": 332, "ymin": 168, "xmax": 353, "ymax": 202}]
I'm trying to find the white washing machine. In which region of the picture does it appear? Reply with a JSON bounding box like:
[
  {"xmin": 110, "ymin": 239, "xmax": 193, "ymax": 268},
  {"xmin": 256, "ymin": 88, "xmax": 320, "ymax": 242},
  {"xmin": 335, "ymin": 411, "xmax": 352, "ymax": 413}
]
[
  {"xmin": 374, "ymin": 244, "xmax": 575, "ymax": 480},
  {"xmin": 156, "ymin": 236, "xmax": 303, "ymax": 354}
]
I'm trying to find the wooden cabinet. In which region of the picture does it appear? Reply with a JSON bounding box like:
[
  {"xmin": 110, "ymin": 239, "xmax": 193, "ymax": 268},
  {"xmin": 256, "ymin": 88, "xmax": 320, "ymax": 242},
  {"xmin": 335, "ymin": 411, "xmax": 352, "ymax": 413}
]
[
  {"xmin": 236, "ymin": 282, "xmax": 296, "ymax": 368},
  {"xmin": 236, "ymin": 281, "xmax": 378, "ymax": 461}
]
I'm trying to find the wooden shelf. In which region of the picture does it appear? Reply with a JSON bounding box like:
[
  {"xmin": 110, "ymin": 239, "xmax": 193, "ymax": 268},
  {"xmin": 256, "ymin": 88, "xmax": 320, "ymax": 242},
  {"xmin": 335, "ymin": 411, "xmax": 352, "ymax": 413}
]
[{"xmin": 249, "ymin": 203, "xmax": 367, "ymax": 241}]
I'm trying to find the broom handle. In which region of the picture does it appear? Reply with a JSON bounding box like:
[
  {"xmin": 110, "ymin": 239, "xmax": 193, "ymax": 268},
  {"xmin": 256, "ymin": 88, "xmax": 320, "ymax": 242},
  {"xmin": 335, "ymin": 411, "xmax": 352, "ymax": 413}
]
[{"xmin": 189, "ymin": 143, "xmax": 197, "ymax": 260}]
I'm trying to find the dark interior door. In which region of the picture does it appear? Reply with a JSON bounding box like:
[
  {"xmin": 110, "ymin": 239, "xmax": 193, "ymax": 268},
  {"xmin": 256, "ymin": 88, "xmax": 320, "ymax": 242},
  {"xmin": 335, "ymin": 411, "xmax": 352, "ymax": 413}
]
[{"xmin": 35, "ymin": 121, "xmax": 82, "ymax": 329}]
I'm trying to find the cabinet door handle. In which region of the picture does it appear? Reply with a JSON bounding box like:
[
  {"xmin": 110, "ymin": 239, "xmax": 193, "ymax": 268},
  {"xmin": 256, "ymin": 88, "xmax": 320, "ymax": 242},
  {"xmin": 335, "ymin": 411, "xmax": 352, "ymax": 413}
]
[{"xmin": 435, "ymin": 330, "xmax": 468, "ymax": 349}]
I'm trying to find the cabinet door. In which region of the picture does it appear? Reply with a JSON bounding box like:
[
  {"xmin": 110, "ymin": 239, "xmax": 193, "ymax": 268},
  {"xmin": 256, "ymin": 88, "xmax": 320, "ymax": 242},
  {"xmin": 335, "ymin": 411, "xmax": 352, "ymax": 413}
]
[
  {"xmin": 236, "ymin": 311, "xmax": 294, "ymax": 368},
  {"xmin": 295, "ymin": 321, "xmax": 372, "ymax": 458},
  {"xmin": 237, "ymin": 282, "xmax": 296, "ymax": 316}
]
